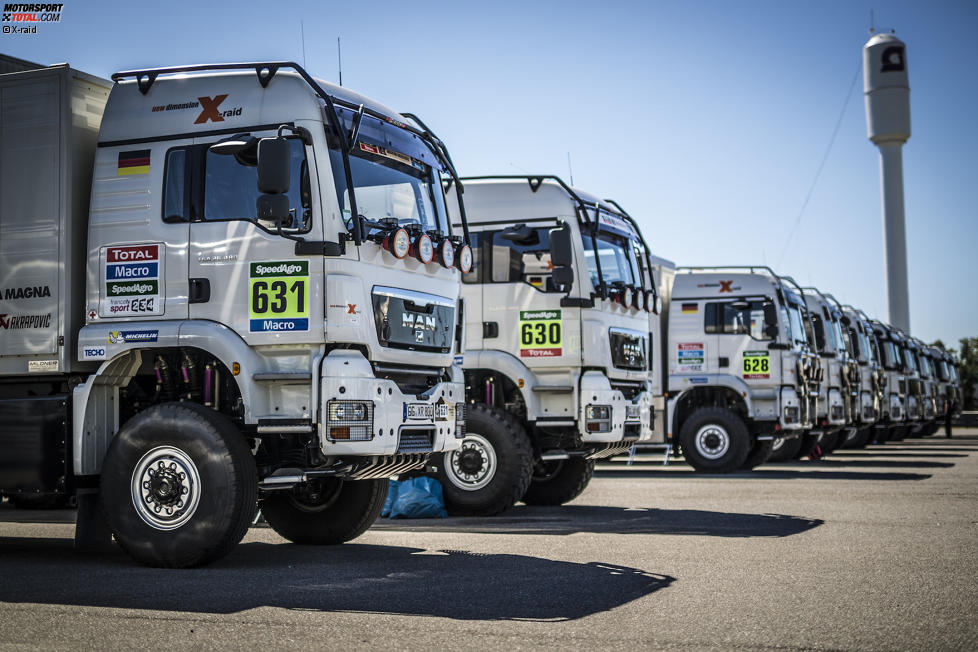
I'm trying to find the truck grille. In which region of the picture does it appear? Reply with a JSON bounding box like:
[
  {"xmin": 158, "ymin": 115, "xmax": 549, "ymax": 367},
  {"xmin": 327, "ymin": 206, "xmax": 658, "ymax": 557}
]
[{"xmin": 397, "ymin": 429, "xmax": 434, "ymax": 453}]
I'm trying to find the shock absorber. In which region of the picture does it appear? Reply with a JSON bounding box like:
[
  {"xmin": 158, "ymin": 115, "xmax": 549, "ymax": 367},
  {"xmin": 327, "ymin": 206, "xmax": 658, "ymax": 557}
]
[
  {"xmin": 181, "ymin": 350, "xmax": 201, "ymax": 401},
  {"xmin": 155, "ymin": 354, "xmax": 178, "ymax": 400}
]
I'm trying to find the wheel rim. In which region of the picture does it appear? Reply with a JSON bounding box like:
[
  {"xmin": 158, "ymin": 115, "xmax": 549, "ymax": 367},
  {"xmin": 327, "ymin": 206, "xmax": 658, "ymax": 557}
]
[
  {"xmin": 131, "ymin": 445, "xmax": 201, "ymax": 531},
  {"xmin": 444, "ymin": 433, "xmax": 497, "ymax": 491},
  {"xmin": 694, "ymin": 424, "xmax": 730, "ymax": 460},
  {"xmin": 287, "ymin": 479, "xmax": 344, "ymax": 514}
]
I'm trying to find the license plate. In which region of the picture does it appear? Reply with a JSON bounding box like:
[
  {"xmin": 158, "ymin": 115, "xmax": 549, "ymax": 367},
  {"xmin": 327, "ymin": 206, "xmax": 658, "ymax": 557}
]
[
  {"xmin": 436, "ymin": 402, "xmax": 455, "ymax": 421},
  {"xmin": 405, "ymin": 403, "xmax": 434, "ymax": 421}
]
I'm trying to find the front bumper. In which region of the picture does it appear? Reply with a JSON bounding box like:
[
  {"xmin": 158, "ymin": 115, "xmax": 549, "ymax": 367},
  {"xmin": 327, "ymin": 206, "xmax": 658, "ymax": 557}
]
[
  {"xmin": 319, "ymin": 351, "xmax": 464, "ymax": 456},
  {"xmin": 578, "ymin": 371, "xmax": 653, "ymax": 443}
]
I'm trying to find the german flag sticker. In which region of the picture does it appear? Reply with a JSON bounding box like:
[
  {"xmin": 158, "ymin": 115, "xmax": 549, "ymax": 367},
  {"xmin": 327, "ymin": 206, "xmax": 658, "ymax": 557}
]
[
  {"xmin": 117, "ymin": 149, "xmax": 151, "ymax": 176},
  {"xmin": 682, "ymin": 302, "xmax": 699, "ymax": 314}
]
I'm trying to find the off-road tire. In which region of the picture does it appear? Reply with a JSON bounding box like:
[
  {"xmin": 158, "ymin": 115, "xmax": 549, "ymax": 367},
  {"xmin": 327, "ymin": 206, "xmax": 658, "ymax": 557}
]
[
  {"xmin": 436, "ymin": 403, "xmax": 532, "ymax": 516},
  {"xmin": 260, "ymin": 478, "xmax": 388, "ymax": 544},
  {"xmin": 842, "ymin": 426, "xmax": 872, "ymax": 449},
  {"xmin": 740, "ymin": 439, "xmax": 774, "ymax": 470},
  {"xmin": 819, "ymin": 430, "xmax": 840, "ymax": 455},
  {"xmin": 679, "ymin": 407, "xmax": 751, "ymax": 473},
  {"xmin": 889, "ymin": 425, "xmax": 906, "ymax": 441},
  {"xmin": 100, "ymin": 402, "xmax": 257, "ymax": 568},
  {"xmin": 794, "ymin": 432, "xmax": 821, "ymax": 460},
  {"xmin": 768, "ymin": 435, "xmax": 802, "ymax": 462},
  {"xmin": 521, "ymin": 457, "xmax": 595, "ymax": 505}
]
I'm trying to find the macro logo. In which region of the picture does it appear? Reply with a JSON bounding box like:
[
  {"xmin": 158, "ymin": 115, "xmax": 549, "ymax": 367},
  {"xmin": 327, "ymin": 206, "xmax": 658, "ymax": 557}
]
[{"xmin": 2, "ymin": 3, "xmax": 63, "ymax": 22}]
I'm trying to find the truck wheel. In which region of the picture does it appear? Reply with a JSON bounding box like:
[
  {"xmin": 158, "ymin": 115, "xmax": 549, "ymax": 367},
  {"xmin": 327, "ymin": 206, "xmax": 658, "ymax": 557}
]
[
  {"xmin": 100, "ymin": 402, "xmax": 257, "ymax": 568},
  {"xmin": 768, "ymin": 435, "xmax": 802, "ymax": 462},
  {"xmin": 819, "ymin": 431, "xmax": 840, "ymax": 455},
  {"xmin": 436, "ymin": 403, "xmax": 532, "ymax": 516},
  {"xmin": 679, "ymin": 407, "xmax": 750, "ymax": 472},
  {"xmin": 740, "ymin": 440, "xmax": 774, "ymax": 470},
  {"xmin": 521, "ymin": 457, "xmax": 595, "ymax": 505},
  {"xmin": 890, "ymin": 425, "xmax": 906, "ymax": 441},
  {"xmin": 793, "ymin": 432, "xmax": 821, "ymax": 459},
  {"xmin": 260, "ymin": 478, "xmax": 387, "ymax": 544},
  {"xmin": 842, "ymin": 427, "xmax": 871, "ymax": 449}
]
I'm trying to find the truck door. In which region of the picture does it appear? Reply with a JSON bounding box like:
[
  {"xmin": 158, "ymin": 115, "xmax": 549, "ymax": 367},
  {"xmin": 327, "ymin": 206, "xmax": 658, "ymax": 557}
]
[
  {"xmin": 480, "ymin": 225, "xmax": 582, "ymax": 371},
  {"xmin": 187, "ymin": 134, "xmax": 325, "ymax": 345}
]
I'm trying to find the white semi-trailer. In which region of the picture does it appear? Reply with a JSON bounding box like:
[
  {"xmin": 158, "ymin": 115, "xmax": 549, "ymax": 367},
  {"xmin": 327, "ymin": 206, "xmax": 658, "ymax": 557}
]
[{"xmin": 0, "ymin": 61, "xmax": 472, "ymax": 567}]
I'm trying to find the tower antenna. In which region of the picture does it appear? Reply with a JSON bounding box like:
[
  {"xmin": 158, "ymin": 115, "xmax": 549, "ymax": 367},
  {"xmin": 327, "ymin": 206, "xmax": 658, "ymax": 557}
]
[
  {"xmin": 870, "ymin": 9, "xmax": 875, "ymax": 33},
  {"xmin": 337, "ymin": 37, "xmax": 343, "ymax": 86},
  {"xmin": 300, "ymin": 21, "xmax": 307, "ymax": 67},
  {"xmin": 567, "ymin": 152, "xmax": 574, "ymax": 186}
]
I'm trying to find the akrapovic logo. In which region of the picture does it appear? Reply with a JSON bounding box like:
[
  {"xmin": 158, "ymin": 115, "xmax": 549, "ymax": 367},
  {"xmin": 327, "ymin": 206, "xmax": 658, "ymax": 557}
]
[
  {"xmin": 2, "ymin": 3, "xmax": 63, "ymax": 21},
  {"xmin": 0, "ymin": 313, "xmax": 51, "ymax": 329}
]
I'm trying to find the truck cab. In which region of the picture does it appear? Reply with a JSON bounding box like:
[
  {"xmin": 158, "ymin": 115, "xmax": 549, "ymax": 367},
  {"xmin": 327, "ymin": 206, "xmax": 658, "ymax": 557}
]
[
  {"xmin": 838, "ymin": 306, "xmax": 883, "ymax": 447},
  {"xmin": 439, "ymin": 176, "xmax": 655, "ymax": 514},
  {"xmin": 801, "ymin": 288, "xmax": 852, "ymax": 451},
  {"xmin": 869, "ymin": 320, "xmax": 906, "ymax": 441},
  {"xmin": 1, "ymin": 61, "xmax": 471, "ymax": 567},
  {"xmin": 667, "ymin": 266, "xmax": 819, "ymax": 472}
]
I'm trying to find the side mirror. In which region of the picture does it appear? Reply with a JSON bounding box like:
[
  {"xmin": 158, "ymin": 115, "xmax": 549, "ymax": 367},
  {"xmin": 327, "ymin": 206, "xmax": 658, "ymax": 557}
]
[
  {"xmin": 763, "ymin": 303, "xmax": 777, "ymax": 328},
  {"xmin": 552, "ymin": 266, "xmax": 574, "ymax": 289},
  {"xmin": 257, "ymin": 136, "xmax": 291, "ymax": 194},
  {"xmin": 549, "ymin": 224, "xmax": 573, "ymax": 268},
  {"xmin": 257, "ymin": 194, "xmax": 290, "ymax": 223}
]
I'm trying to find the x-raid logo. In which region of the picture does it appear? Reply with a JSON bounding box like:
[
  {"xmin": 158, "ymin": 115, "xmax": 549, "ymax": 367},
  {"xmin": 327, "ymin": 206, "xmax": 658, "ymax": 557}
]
[{"xmin": 151, "ymin": 94, "xmax": 243, "ymax": 124}]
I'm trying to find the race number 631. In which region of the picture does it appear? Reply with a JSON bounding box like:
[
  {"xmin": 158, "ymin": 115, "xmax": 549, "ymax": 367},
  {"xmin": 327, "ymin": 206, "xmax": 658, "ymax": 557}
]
[{"xmin": 249, "ymin": 261, "xmax": 310, "ymax": 332}]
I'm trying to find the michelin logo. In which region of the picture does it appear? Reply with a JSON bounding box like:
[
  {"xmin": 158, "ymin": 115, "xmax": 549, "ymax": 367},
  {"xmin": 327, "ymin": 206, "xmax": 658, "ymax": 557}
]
[{"xmin": 108, "ymin": 329, "xmax": 159, "ymax": 344}]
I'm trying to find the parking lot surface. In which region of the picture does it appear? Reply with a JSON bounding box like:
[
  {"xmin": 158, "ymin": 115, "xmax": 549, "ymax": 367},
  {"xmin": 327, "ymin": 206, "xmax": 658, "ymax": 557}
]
[{"xmin": 1, "ymin": 433, "xmax": 976, "ymax": 651}]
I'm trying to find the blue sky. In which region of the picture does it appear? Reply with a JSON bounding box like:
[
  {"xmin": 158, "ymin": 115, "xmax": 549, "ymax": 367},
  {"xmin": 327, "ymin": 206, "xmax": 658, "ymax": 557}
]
[{"xmin": 3, "ymin": 0, "xmax": 976, "ymax": 347}]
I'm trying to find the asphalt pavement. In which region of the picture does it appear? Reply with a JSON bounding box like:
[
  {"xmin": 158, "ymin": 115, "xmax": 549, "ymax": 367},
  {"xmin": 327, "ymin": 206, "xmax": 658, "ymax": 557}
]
[{"xmin": 1, "ymin": 432, "xmax": 976, "ymax": 650}]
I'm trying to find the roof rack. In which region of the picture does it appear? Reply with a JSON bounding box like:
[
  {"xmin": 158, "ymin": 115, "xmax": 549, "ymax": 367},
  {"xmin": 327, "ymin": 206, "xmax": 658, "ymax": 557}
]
[{"xmin": 677, "ymin": 265, "xmax": 779, "ymax": 278}]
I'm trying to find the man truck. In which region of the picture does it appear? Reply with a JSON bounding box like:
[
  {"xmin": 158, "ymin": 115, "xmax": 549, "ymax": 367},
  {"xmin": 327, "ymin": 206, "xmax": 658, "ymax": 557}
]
[
  {"xmin": 437, "ymin": 176, "xmax": 655, "ymax": 515},
  {"xmin": 0, "ymin": 61, "xmax": 473, "ymax": 567}
]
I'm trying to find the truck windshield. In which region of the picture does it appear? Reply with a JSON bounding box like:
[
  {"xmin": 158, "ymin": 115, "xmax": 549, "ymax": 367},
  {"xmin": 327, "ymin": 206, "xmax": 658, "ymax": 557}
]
[
  {"xmin": 831, "ymin": 318, "xmax": 847, "ymax": 356},
  {"xmin": 580, "ymin": 232, "xmax": 638, "ymax": 288},
  {"xmin": 329, "ymin": 142, "xmax": 448, "ymax": 235},
  {"xmin": 786, "ymin": 305, "xmax": 808, "ymax": 348}
]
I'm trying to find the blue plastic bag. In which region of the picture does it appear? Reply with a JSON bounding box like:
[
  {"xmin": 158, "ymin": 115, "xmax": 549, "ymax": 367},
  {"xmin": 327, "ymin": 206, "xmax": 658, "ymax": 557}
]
[{"xmin": 382, "ymin": 477, "xmax": 447, "ymax": 519}]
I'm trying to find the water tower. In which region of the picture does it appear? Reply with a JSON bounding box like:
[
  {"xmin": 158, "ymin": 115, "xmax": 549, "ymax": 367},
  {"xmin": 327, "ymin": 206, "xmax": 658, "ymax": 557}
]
[{"xmin": 864, "ymin": 32, "xmax": 911, "ymax": 331}]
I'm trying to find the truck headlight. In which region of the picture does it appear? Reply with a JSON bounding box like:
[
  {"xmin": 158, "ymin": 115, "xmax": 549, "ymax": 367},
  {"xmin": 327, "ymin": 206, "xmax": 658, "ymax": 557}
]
[
  {"xmin": 783, "ymin": 406, "xmax": 800, "ymax": 424},
  {"xmin": 625, "ymin": 404, "xmax": 641, "ymax": 420},
  {"xmin": 831, "ymin": 405, "xmax": 843, "ymax": 420},
  {"xmin": 326, "ymin": 400, "xmax": 374, "ymax": 441},
  {"xmin": 585, "ymin": 405, "xmax": 612, "ymax": 432}
]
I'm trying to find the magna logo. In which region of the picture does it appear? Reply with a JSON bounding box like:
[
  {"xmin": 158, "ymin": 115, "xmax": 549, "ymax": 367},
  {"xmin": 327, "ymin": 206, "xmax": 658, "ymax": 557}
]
[{"xmin": 194, "ymin": 95, "xmax": 242, "ymax": 124}]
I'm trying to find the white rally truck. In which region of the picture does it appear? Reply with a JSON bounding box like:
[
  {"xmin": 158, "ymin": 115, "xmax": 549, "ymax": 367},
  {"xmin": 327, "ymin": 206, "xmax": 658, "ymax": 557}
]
[
  {"xmin": 837, "ymin": 305, "xmax": 884, "ymax": 448},
  {"xmin": 666, "ymin": 267, "xmax": 820, "ymax": 472},
  {"xmin": 868, "ymin": 320, "xmax": 907, "ymax": 442},
  {"xmin": 436, "ymin": 176, "xmax": 655, "ymax": 515},
  {"xmin": 799, "ymin": 288, "xmax": 854, "ymax": 454},
  {"xmin": 0, "ymin": 61, "xmax": 472, "ymax": 567}
]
